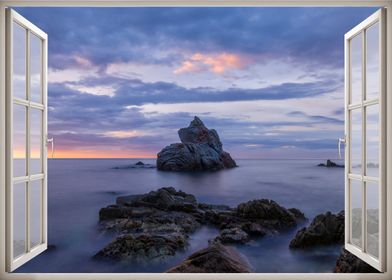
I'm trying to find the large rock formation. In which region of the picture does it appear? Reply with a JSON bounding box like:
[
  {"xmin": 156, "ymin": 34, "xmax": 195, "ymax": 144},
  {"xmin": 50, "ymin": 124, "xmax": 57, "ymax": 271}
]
[
  {"xmin": 157, "ymin": 117, "xmax": 237, "ymax": 171},
  {"xmin": 166, "ymin": 244, "xmax": 253, "ymax": 273},
  {"xmin": 289, "ymin": 211, "xmax": 344, "ymax": 248}
]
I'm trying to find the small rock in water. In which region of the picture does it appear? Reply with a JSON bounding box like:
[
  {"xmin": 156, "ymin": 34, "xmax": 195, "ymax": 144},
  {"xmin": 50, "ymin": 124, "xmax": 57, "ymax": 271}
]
[
  {"xmin": 289, "ymin": 211, "xmax": 344, "ymax": 248},
  {"xmin": 318, "ymin": 159, "xmax": 344, "ymax": 168},
  {"xmin": 166, "ymin": 243, "xmax": 253, "ymax": 273},
  {"xmin": 135, "ymin": 161, "xmax": 145, "ymax": 166}
]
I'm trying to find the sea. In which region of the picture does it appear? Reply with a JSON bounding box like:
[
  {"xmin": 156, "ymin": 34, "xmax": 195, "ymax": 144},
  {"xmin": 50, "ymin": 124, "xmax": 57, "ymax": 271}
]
[{"xmin": 16, "ymin": 158, "xmax": 345, "ymax": 273}]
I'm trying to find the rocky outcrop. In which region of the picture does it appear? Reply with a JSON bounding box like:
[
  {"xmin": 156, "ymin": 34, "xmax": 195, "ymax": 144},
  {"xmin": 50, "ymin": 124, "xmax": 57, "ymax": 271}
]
[
  {"xmin": 318, "ymin": 159, "xmax": 344, "ymax": 168},
  {"xmin": 97, "ymin": 187, "xmax": 306, "ymax": 263},
  {"xmin": 334, "ymin": 249, "xmax": 379, "ymax": 273},
  {"xmin": 94, "ymin": 233, "xmax": 187, "ymax": 262},
  {"xmin": 113, "ymin": 161, "xmax": 155, "ymax": 169},
  {"xmin": 167, "ymin": 244, "xmax": 253, "ymax": 273},
  {"xmin": 289, "ymin": 211, "xmax": 344, "ymax": 248},
  {"xmin": 157, "ymin": 117, "xmax": 237, "ymax": 171}
]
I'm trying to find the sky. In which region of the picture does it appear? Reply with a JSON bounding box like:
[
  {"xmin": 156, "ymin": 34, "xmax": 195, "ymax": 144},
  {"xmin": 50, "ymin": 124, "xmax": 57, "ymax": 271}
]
[{"xmin": 16, "ymin": 7, "xmax": 378, "ymax": 159}]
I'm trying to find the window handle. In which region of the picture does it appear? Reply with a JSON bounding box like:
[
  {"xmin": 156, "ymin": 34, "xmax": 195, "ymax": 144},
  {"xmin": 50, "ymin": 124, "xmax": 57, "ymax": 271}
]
[
  {"xmin": 338, "ymin": 137, "xmax": 346, "ymax": 159},
  {"xmin": 46, "ymin": 137, "xmax": 54, "ymax": 158}
]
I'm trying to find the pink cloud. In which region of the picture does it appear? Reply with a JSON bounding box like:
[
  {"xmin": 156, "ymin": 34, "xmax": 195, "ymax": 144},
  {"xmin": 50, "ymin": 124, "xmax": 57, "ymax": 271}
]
[{"xmin": 174, "ymin": 52, "xmax": 247, "ymax": 74}]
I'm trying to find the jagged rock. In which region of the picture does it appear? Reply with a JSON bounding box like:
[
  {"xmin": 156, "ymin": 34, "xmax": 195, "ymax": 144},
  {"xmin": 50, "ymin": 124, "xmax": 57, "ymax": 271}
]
[
  {"xmin": 318, "ymin": 159, "xmax": 344, "ymax": 168},
  {"xmin": 115, "ymin": 187, "xmax": 198, "ymax": 212},
  {"xmin": 157, "ymin": 117, "xmax": 237, "ymax": 171},
  {"xmin": 236, "ymin": 199, "xmax": 305, "ymax": 229},
  {"xmin": 213, "ymin": 227, "xmax": 250, "ymax": 244},
  {"xmin": 206, "ymin": 200, "xmax": 305, "ymax": 244},
  {"xmin": 289, "ymin": 211, "xmax": 344, "ymax": 248},
  {"xmin": 334, "ymin": 249, "xmax": 379, "ymax": 273},
  {"xmin": 94, "ymin": 233, "xmax": 187, "ymax": 262},
  {"xmin": 167, "ymin": 244, "xmax": 253, "ymax": 273}
]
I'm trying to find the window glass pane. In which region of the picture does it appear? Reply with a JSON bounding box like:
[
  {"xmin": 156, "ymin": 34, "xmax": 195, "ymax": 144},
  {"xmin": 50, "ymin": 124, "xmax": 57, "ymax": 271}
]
[
  {"xmin": 13, "ymin": 105, "xmax": 26, "ymax": 177},
  {"xmin": 351, "ymin": 179, "xmax": 362, "ymax": 248},
  {"xmin": 366, "ymin": 105, "xmax": 379, "ymax": 177},
  {"xmin": 30, "ymin": 180, "xmax": 42, "ymax": 249},
  {"xmin": 366, "ymin": 181, "xmax": 379, "ymax": 258},
  {"xmin": 13, "ymin": 182, "xmax": 26, "ymax": 259},
  {"xmin": 351, "ymin": 33, "xmax": 362, "ymax": 104},
  {"xmin": 30, "ymin": 34, "xmax": 42, "ymax": 103},
  {"xmin": 366, "ymin": 22, "xmax": 379, "ymax": 101},
  {"xmin": 350, "ymin": 109, "xmax": 362, "ymax": 174},
  {"xmin": 30, "ymin": 109, "xmax": 42, "ymax": 174},
  {"xmin": 13, "ymin": 22, "xmax": 26, "ymax": 100}
]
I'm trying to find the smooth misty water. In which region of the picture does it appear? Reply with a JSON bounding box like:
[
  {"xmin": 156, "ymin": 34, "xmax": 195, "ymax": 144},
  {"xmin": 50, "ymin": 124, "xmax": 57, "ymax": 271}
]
[{"xmin": 16, "ymin": 158, "xmax": 344, "ymax": 273}]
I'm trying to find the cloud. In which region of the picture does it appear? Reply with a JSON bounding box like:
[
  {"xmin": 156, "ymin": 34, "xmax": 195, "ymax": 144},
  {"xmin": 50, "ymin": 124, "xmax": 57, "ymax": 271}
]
[
  {"xmin": 174, "ymin": 52, "xmax": 246, "ymax": 74},
  {"xmin": 12, "ymin": 7, "xmax": 377, "ymax": 158}
]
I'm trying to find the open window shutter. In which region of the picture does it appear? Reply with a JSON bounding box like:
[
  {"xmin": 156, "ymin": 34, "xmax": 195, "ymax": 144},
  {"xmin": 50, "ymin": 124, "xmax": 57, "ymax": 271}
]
[
  {"xmin": 6, "ymin": 9, "xmax": 48, "ymax": 272},
  {"xmin": 344, "ymin": 8, "xmax": 386, "ymax": 271}
]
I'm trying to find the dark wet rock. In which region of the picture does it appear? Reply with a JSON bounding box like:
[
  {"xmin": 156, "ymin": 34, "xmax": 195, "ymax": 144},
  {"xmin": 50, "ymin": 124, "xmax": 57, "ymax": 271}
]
[
  {"xmin": 236, "ymin": 199, "xmax": 305, "ymax": 228},
  {"xmin": 98, "ymin": 187, "xmax": 307, "ymax": 261},
  {"xmin": 167, "ymin": 244, "xmax": 253, "ymax": 273},
  {"xmin": 289, "ymin": 211, "xmax": 344, "ymax": 248},
  {"xmin": 334, "ymin": 249, "xmax": 379, "ymax": 273},
  {"xmin": 318, "ymin": 159, "xmax": 344, "ymax": 168},
  {"xmin": 94, "ymin": 233, "xmax": 187, "ymax": 262},
  {"xmin": 113, "ymin": 161, "xmax": 155, "ymax": 169},
  {"xmin": 115, "ymin": 187, "xmax": 198, "ymax": 212},
  {"xmin": 205, "ymin": 199, "xmax": 305, "ymax": 244},
  {"xmin": 157, "ymin": 117, "xmax": 237, "ymax": 171},
  {"xmin": 212, "ymin": 227, "xmax": 250, "ymax": 244}
]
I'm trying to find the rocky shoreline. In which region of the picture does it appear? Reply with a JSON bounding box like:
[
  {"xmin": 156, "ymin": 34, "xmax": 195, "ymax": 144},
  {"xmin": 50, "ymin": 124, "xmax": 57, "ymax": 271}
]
[
  {"xmin": 96, "ymin": 187, "xmax": 305, "ymax": 269},
  {"xmin": 95, "ymin": 187, "xmax": 377, "ymax": 273}
]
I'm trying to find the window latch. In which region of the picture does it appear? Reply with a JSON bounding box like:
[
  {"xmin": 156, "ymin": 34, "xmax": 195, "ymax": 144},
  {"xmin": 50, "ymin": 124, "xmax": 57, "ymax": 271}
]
[
  {"xmin": 46, "ymin": 137, "xmax": 54, "ymax": 158},
  {"xmin": 338, "ymin": 137, "xmax": 346, "ymax": 159}
]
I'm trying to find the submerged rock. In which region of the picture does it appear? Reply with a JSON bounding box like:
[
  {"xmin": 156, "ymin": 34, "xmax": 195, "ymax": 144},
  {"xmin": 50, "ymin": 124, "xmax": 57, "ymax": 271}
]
[
  {"xmin": 94, "ymin": 233, "xmax": 187, "ymax": 262},
  {"xmin": 157, "ymin": 117, "xmax": 237, "ymax": 171},
  {"xmin": 318, "ymin": 159, "xmax": 344, "ymax": 168},
  {"xmin": 166, "ymin": 244, "xmax": 253, "ymax": 273},
  {"xmin": 334, "ymin": 249, "xmax": 379, "ymax": 273},
  {"xmin": 289, "ymin": 211, "xmax": 344, "ymax": 248}
]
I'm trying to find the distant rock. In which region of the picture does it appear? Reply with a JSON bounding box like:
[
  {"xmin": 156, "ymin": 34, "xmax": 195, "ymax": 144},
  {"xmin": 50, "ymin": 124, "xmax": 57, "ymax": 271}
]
[
  {"xmin": 157, "ymin": 117, "xmax": 237, "ymax": 171},
  {"xmin": 94, "ymin": 233, "xmax": 187, "ymax": 262},
  {"xmin": 112, "ymin": 161, "xmax": 155, "ymax": 169},
  {"xmin": 166, "ymin": 244, "xmax": 253, "ymax": 273},
  {"xmin": 334, "ymin": 249, "xmax": 379, "ymax": 273},
  {"xmin": 289, "ymin": 211, "xmax": 344, "ymax": 248},
  {"xmin": 318, "ymin": 159, "xmax": 344, "ymax": 168}
]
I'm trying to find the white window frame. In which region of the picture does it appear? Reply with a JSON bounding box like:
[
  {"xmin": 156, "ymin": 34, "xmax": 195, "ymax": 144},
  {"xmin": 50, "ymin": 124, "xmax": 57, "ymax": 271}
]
[
  {"xmin": 5, "ymin": 8, "xmax": 48, "ymax": 272},
  {"xmin": 344, "ymin": 9, "xmax": 386, "ymax": 271},
  {"xmin": 0, "ymin": 1, "xmax": 391, "ymax": 280}
]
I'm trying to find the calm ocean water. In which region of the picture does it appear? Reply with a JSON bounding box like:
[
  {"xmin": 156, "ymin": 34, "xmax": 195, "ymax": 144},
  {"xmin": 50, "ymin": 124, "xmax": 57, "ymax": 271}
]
[{"xmin": 16, "ymin": 158, "xmax": 345, "ymax": 273}]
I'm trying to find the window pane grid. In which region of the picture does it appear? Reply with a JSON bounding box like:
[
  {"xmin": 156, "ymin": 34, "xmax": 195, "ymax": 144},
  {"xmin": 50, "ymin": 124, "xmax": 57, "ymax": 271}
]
[
  {"xmin": 347, "ymin": 17, "xmax": 381, "ymax": 264},
  {"xmin": 11, "ymin": 22, "xmax": 45, "ymax": 262}
]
